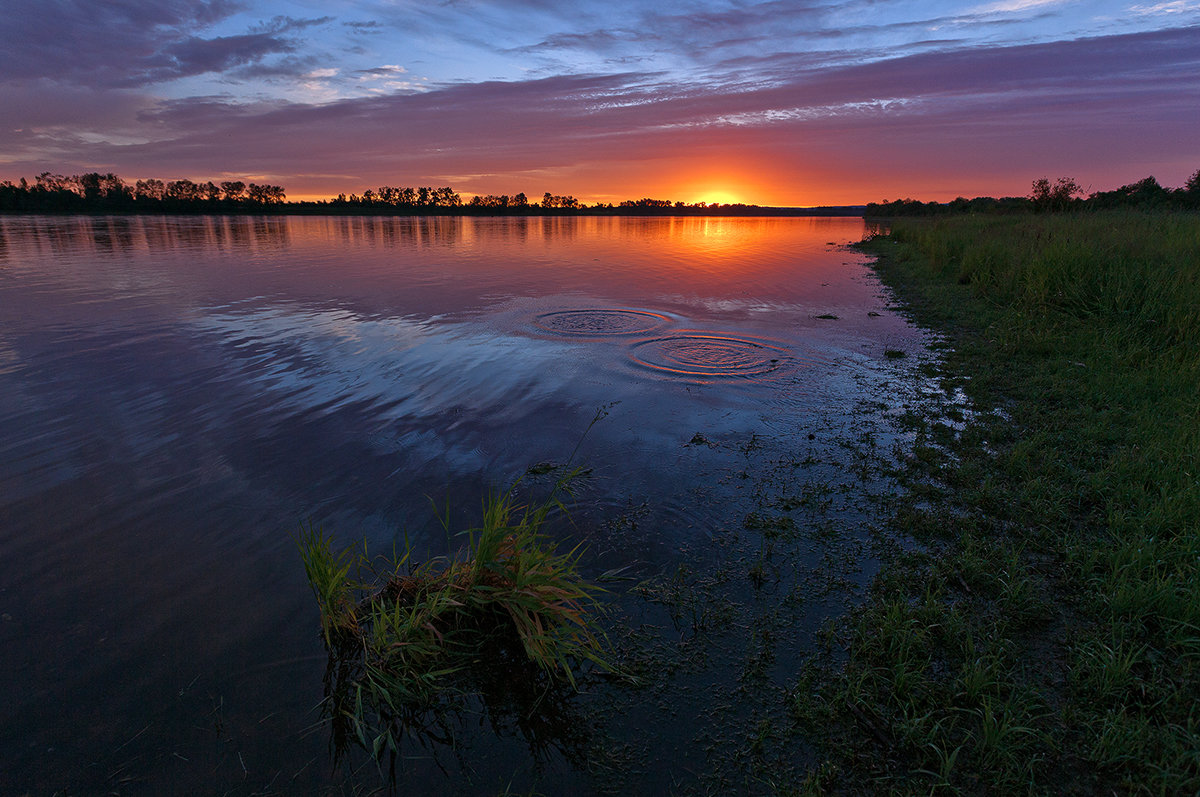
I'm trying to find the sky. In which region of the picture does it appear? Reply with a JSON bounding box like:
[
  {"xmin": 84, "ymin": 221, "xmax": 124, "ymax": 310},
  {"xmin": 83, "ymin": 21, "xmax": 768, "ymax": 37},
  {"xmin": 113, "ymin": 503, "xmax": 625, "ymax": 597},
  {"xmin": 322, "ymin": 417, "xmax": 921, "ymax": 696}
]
[{"xmin": 1, "ymin": 0, "xmax": 1198, "ymax": 205}]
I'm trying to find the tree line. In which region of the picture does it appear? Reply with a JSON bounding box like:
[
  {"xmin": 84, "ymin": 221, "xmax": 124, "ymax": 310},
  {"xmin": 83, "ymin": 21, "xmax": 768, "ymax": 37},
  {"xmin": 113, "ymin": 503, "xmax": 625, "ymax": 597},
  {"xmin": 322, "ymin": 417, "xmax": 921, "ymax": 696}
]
[
  {"xmin": 326, "ymin": 187, "xmax": 777, "ymax": 214},
  {"xmin": 0, "ymin": 172, "xmax": 287, "ymax": 212},
  {"xmin": 866, "ymin": 170, "xmax": 1200, "ymax": 216},
  {"xmin": 0, "ymin": 173, "xmax": 705, "ymax": 215},
  {"xmin": 0, "ymin": 171, "xmax": 867, "ymax": 216}
]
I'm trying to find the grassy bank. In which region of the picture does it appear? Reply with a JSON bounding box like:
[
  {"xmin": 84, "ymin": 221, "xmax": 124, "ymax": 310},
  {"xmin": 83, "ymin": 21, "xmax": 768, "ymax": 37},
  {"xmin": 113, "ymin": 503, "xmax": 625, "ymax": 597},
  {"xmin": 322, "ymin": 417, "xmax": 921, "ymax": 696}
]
[{"xmin": 794, "ymin": 212, "xmax": 1200, "ymax": 792}]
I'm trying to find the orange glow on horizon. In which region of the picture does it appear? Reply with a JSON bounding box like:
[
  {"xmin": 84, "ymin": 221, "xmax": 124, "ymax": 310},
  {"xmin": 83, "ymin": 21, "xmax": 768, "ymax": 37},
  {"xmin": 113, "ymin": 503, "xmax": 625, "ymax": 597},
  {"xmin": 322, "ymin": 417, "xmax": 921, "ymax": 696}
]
[
  {"xmin": 283, "ymin": 164, "xmax": 825, "ymax": 207},
  {"xmin": 693, "ymin": 190, "xmax": 743, "ymax": 206},
  {"xmin": 286, "ymin": 193, "xmax": 334, "ymax": 203}
]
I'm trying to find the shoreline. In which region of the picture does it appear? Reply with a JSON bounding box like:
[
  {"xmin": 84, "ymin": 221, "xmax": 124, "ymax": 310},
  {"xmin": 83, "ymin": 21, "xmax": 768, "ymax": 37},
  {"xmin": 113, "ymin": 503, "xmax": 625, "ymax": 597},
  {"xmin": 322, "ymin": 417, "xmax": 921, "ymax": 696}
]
[{"xmin": 791, "ymin": 210, "xmax": 1200, "ymax": 793}]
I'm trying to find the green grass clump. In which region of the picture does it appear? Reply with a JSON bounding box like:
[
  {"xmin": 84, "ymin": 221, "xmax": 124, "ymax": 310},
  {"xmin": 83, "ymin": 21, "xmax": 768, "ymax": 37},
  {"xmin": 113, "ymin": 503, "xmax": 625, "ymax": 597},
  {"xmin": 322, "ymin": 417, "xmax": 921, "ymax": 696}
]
[
  {"xmin": 794, "ymin": 211, "xmax": 1200, "ymax": 793},
  {"xmin": 298, "ymin": 472, "xmax": 610, "ymax": 759}
]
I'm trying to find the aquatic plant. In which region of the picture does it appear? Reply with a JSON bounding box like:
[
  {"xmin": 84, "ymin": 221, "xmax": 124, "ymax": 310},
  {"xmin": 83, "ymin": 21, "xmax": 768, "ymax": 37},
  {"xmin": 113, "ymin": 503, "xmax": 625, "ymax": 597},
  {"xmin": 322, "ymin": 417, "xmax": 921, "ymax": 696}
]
[{"xmin": 298, "ymin": 467, "xmax": 611, "ymax": 759}]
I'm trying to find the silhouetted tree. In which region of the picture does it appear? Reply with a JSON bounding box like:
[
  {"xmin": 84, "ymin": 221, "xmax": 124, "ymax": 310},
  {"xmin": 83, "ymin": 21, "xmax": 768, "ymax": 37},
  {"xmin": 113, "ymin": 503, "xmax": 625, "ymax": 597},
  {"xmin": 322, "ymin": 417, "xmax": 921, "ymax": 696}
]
[
  {"xmin": 220, "ymin": 180, "xmax": 246, "ymax": 201},
  {"xmin": 166, "ymin": 179, "xmax": 200, "ymax": 201},
  {"xmin": 135, "ymin": 179, "xmax": 166, "ymax": 201},
  {"xmin": 1030, "ymin": 177, "xmax": 1082, "ymax": 211},
  {"xmin": 1088, "ymin": 176, "xmax": 1171, "ymax": 209},
  {"xmin": 1185, "ymin": 168, "xmax": 1200, "ymax": 195},
  {"xmin": 77, "ymin": 172, "xmax": 130, "ymax": 203},
  {"xmin": 36, "ymin": 172, "xmax": 73, "ymax": 193},
  {"xmin": 246, "ymin": 183, "xmax": 285, "ymax": 203},
  {"xmin": 77, "ymin": 172, "xmax": 102, "ymax": 202},
  {"xmin": 619, "ymin": 198, "xmax": 673, "ymax": 208}
]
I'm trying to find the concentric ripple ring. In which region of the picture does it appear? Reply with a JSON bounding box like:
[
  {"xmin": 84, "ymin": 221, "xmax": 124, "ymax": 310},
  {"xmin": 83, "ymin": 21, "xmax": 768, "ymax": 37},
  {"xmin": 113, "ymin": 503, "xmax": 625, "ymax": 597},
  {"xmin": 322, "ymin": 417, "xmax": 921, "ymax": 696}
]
[
  {"xmin": 534, "ymin": 308, "xmax": 673, "ymax": 336},
  {"xmin": 628, "ymin": 333, "xmax": 790, "ymax": 378}
]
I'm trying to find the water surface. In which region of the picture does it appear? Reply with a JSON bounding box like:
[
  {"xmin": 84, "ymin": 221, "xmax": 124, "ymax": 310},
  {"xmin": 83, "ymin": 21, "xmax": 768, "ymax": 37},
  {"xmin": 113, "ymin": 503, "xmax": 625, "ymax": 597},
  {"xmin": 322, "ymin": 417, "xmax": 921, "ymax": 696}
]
[{"xmin": 0, "ymin": 215, "xmax": 926, "ymax": 793}]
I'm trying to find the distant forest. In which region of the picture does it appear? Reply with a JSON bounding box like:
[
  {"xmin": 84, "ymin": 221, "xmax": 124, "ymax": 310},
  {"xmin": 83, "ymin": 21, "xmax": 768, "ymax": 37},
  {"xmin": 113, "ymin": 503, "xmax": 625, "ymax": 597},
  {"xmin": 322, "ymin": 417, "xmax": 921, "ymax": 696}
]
[
  {"xmin": 0, "ymin": 172, "xmax": 860, "ymax": 216},
  {"xmin": 7, "ymin": 169, "xmax": 1195, "ymax": 217},
  {"xmin": 867, "ymin": 171, "xmax": 1200, "ymax": 216}
]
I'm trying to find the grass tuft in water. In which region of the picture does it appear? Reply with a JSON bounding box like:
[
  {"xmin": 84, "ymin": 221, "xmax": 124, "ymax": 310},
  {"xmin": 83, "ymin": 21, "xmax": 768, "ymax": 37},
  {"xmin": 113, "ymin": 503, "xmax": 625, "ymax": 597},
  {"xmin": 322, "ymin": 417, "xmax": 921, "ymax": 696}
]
[{"xmin": 298, "ymin": 468, "xmax": 612, "ymax": 760}]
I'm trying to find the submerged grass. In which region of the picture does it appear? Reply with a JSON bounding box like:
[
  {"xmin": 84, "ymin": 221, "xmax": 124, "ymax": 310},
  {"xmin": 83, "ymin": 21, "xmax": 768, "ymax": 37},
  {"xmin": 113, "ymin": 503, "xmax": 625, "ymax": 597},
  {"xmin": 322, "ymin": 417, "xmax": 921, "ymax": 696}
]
[
  {"xmin": 793, "ymin": 211, "xmax": 1200, "ymax": 793},
  {"xmin": 298, "ymin": 468, "xmax": 612, "ymax": 761}
]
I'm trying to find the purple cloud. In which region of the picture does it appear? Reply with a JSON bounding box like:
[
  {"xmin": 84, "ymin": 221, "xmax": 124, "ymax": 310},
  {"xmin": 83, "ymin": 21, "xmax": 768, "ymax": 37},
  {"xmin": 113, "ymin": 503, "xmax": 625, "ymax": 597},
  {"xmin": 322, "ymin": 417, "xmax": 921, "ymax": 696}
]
[{"xmin": 0, "ymin": 1, "xmax": 330, "ymax": 88}]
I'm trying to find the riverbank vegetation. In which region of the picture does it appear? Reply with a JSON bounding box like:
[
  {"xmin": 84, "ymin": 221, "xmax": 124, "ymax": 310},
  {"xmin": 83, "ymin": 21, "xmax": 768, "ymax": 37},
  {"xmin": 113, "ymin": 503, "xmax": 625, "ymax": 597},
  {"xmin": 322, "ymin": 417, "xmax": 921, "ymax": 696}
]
[
  {"xmin": 866, "ymin": 169, "xmax": 1200, "ymax": 216},
  {"xmin": 793, "ymin": 211, "xmax": 1200, "ymax": 792}
]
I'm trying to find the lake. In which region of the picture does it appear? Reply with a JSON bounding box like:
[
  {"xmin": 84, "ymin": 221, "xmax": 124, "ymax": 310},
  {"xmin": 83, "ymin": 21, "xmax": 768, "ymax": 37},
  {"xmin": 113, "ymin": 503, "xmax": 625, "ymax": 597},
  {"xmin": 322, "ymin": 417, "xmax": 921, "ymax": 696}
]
[{"xmin": 0, "ymin": 214, "xmax": 931, "ymax": 793}]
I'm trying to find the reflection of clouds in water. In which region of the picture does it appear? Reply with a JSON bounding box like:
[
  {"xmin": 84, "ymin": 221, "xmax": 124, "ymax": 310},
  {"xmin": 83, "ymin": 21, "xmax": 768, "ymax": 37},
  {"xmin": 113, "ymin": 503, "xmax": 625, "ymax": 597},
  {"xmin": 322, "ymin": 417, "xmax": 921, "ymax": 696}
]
[
  {"xmin": 0, "ymin": 331, "xmax": 20, "ymax": 376},
  {"xmin": 657, "ymin": 293, "xmax": 889, "ymax": 324},
  {"xmin": 0, "ymin": 381, "xmax": 83, "ymax": 500},
  {"xmin": 666, "ymin": 296, "xmax": 802, "ymax": 316},
  {"xmin": 0, "ymin": 332, "xmax": 191, "ymax": 502},
  {"xmin": 0, "ymin": 329, "xmax": 80, "ymax": 500},
  {"xmin": 193, "ymin": 302, "xmax": 582, "ymax": 431}
]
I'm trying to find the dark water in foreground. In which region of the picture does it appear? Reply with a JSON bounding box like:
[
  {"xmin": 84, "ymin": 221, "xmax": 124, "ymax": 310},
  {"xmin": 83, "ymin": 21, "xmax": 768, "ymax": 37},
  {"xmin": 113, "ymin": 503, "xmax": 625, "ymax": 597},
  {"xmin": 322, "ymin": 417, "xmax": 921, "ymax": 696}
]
[{"xmin": 0, "ymin": 215, "xmax": 928, "ymax": 794}]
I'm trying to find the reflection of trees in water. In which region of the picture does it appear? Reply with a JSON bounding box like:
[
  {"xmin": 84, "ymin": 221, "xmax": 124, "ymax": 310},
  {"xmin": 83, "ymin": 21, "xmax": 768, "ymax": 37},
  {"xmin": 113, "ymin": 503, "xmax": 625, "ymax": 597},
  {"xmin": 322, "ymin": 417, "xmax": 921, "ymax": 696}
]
[
  {"xmin": 141, "ymin": 217, "xmax": 226, "ymax": 252},
  {"xmin": 538, "ymin": 215, "xmax": 580, "ymax": 243},
  {"xmin": 248, "ymin": 216, "xmax": 292, "ymax": 250},
  {"xmin": 331, "ymin": 216, "xmax": 466, "ymax": 249},
  {"xmin": 322, "ymin": 626, "xmax": 598, "ymax": 784},
  {"xmin": 10, "ymin": 215, "xmax": 301, "ymax": 257},
  {"xmin": 217, "ymin": 216, "xmax": 252, "ymax": 250},
  {"xmin": 104, "ymin": 217, "xmax": 137, "ymax": 251},
  {"xmin": 78, "ymin": 217, "xmax": 128, "ymax": 252}
]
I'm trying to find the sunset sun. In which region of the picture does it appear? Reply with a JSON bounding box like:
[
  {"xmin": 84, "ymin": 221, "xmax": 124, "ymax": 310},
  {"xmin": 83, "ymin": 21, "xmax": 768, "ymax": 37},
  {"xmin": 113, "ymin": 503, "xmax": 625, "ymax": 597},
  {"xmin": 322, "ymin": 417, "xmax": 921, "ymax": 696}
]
[{"xmin": 696, "ymin": 189, "xmax": 743, "ymax": 205}]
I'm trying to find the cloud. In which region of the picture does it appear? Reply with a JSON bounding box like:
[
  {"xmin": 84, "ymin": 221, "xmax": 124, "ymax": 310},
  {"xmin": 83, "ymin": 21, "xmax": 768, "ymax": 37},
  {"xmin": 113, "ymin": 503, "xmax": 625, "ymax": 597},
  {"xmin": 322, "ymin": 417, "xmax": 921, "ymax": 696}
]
[
  {"xmin": 140, "ymin": 32, "xmax": 298, "ymax": 83},
  {"xmin": 354, "ymin": 65, "xmax": 409, "ymax": 77},
  {"xmin": 248, "ymin": 15, "xmax": 334, "ymax": 35},
  {"xmin": 973, "ymin": 0, "xmax": 1073, "ymax": 12},
  {"xmin": 228, "ymin": 55, "xmax": 327, "ymax": 82},
  {"xmin": 343, "ymin": 20, "xmax": 385, "ymax": 34},
  {"xmin": 0, "ymin": 1, "xmax": 331, "ymax": 89},
  {"xmin": 1129, "ymin": 1, "xmax": 1200, "ymax": 13},
  {"xmin": 517, "ymin": 28, "xmax": 657, "ymax": 54},
  {"xmin": 4, "ymin": 25, "xmax": 1199, "ymax": 201},
  {"xmin": 501, "ymin": 0, "xmax": 1066, "ymax": 85}
]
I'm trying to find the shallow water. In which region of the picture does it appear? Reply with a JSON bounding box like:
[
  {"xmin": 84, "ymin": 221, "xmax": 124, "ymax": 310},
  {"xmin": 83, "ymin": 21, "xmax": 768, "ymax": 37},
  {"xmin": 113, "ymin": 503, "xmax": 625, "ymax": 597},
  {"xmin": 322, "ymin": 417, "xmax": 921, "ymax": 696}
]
[{"xmin": 0, "ymin": 215, "xmax": 927, "ymax": 793}]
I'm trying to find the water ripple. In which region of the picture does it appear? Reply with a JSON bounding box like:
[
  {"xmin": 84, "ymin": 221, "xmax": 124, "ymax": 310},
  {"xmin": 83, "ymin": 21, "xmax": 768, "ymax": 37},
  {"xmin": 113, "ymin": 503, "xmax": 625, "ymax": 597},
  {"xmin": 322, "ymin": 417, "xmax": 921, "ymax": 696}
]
[
  {"xmin": 533, "ymin": 308, "xmax": 672, "ymax": 337},
  {"xmin": 628, "ymin": 332, "xmax": 793, "ymax": 379}
]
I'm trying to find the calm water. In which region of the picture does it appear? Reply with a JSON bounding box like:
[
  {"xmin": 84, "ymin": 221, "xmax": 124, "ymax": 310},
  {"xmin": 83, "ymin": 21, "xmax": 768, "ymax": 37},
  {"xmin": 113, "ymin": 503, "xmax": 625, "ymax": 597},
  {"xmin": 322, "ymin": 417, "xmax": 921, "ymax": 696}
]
[{"xmin": 0, "ymin": 215, "xmax": 927, "ymax": 793}]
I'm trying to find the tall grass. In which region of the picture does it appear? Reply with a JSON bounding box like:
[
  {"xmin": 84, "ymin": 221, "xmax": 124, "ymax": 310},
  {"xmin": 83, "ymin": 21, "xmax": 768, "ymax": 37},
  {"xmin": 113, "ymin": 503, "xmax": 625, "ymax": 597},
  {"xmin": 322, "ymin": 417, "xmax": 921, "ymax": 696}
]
[
  {"xmin": 888, "ymin": 211, "xmax": 1200, "ymax": 350},
  {"xmin": 298, "ymin": 468, "xmax": 611, "ymax": 760},
  {"xmin": 797, "ymin": 210, "xmax": 1200, "ymax": 792}
]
